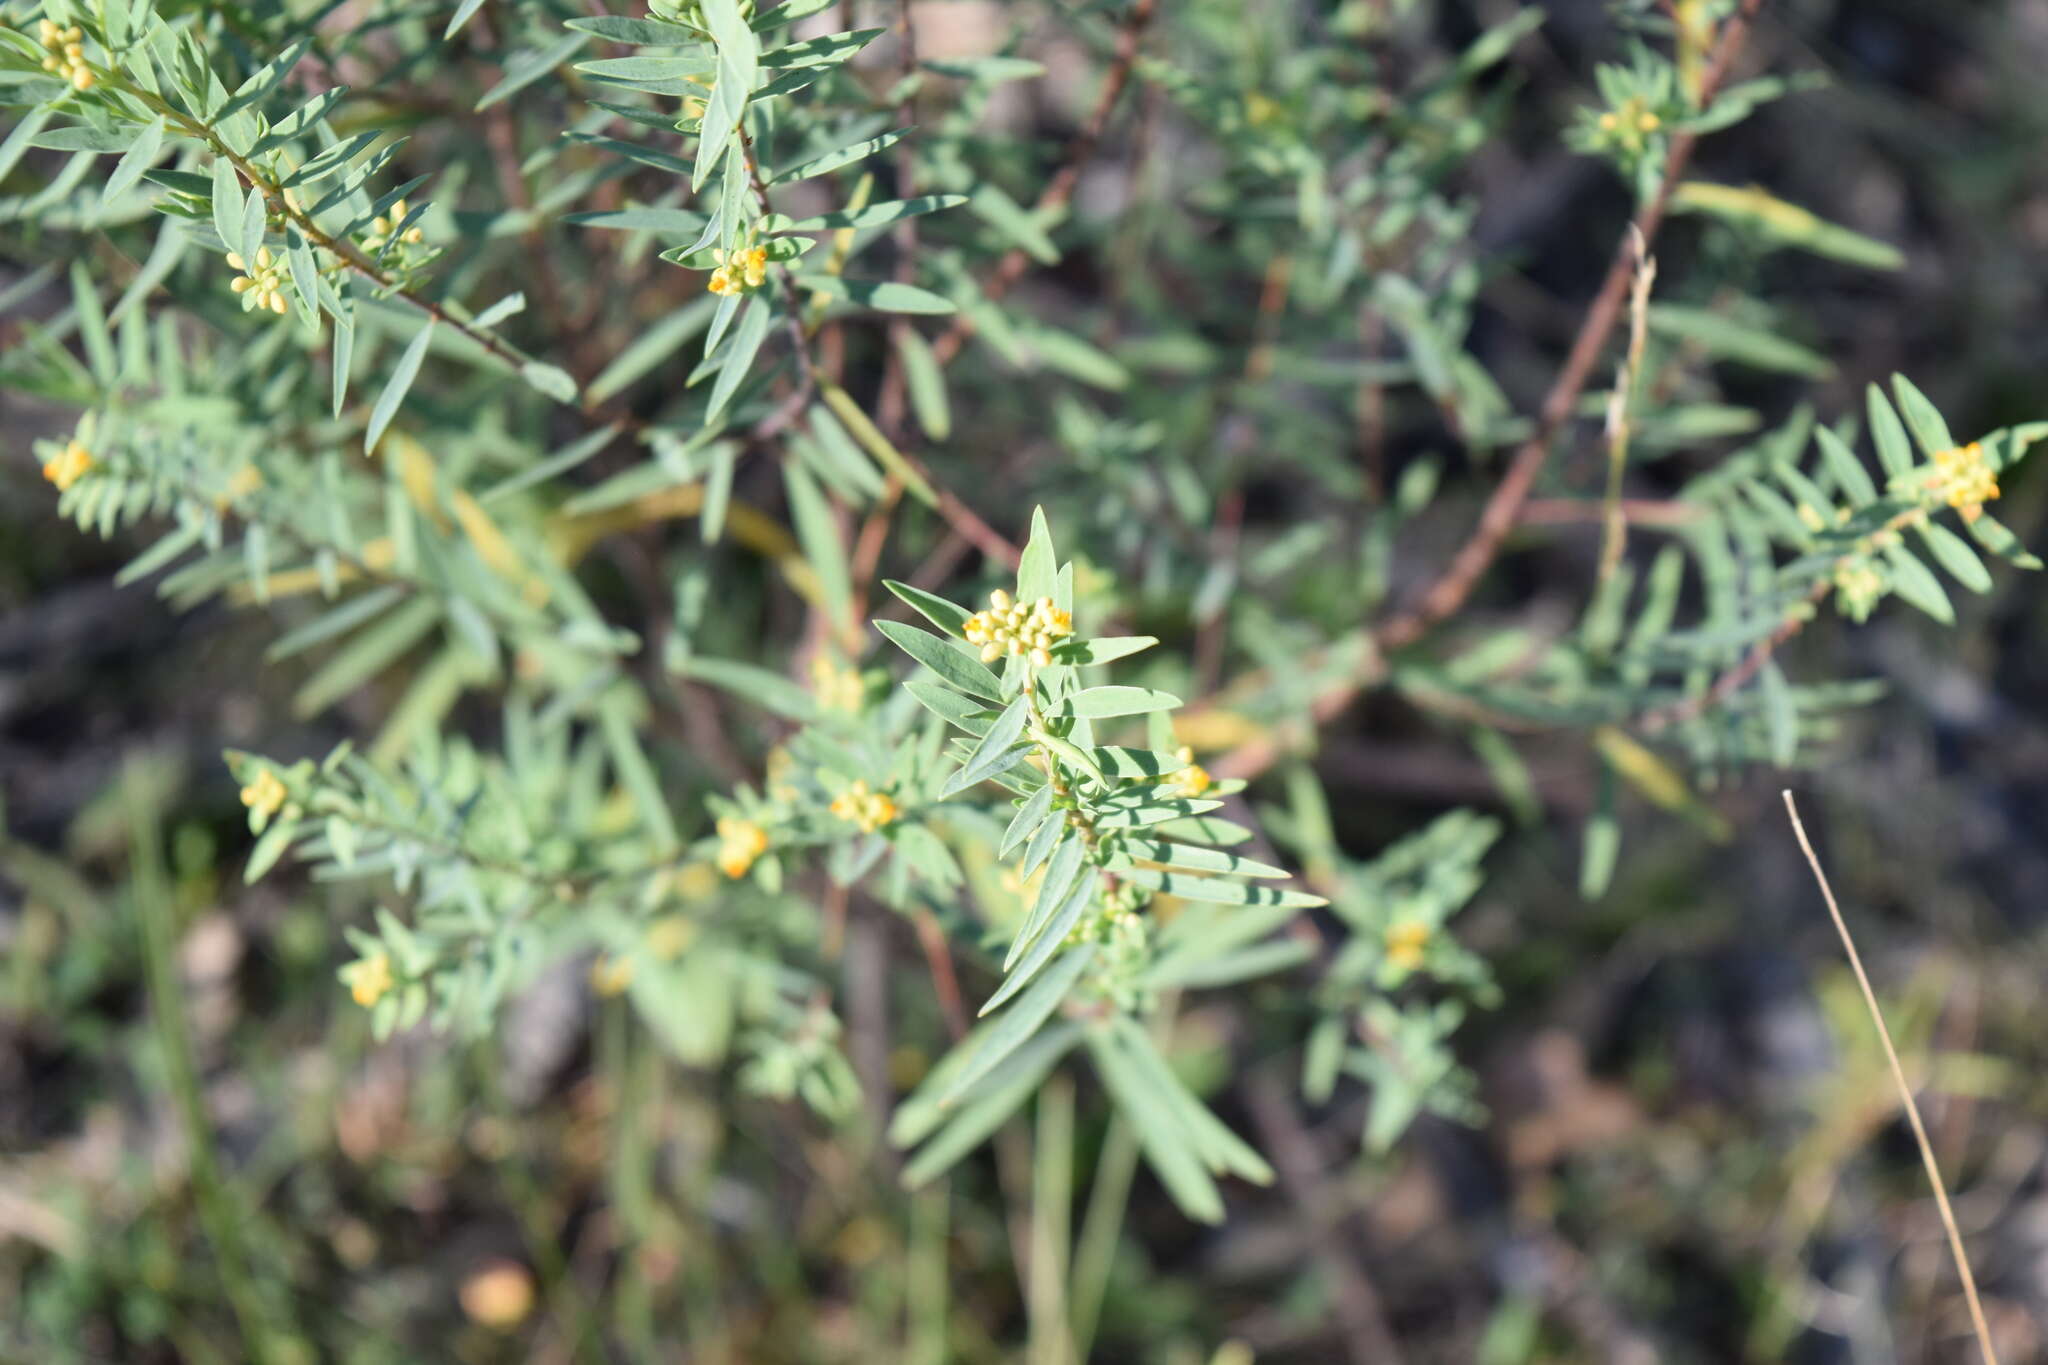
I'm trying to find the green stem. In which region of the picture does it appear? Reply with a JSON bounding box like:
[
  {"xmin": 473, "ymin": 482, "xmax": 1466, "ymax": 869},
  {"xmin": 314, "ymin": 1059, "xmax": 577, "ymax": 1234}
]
[
  {"xmin": 1027, "ymin": 1076, "xmax": 1076, "ymax": 1365},
  {"xmin": 125, "ymin": 768, "xmax": 287, "ymax": 1364},
  {"xmin": 1066, "ymin": 1114, "xmax": 1138, "ymax": 1359}
]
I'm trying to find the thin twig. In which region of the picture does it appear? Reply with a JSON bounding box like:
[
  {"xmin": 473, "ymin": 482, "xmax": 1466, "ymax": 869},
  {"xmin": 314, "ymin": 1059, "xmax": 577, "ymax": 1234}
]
[
  {"xmin": 1781, "ymin": 791, "xmax": 2001, "ymax": 1365},
  {"xmin": 1638, "ymin": 580, "xmax": 1826, "ymax": 735},
  {"xmin": 928, "ymin": 0, "xmax": 1158, "ymax": 368},
  {"xmin": 1201, "ymin": 0, "xmax": 1766, "ymax": 784},
  {"xmin": 1243, "ymin": 1071, "xmax": 1406, "ymax": 1365},
  {"xmin": 1375, "ymin": 0, "xmax": 1764, "ymax": 652}
]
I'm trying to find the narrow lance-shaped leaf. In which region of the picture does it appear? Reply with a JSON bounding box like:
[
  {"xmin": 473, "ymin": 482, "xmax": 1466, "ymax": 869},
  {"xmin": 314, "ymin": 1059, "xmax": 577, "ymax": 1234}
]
[
  {"xmin": 941, "ymin": 943, "xmax": 1095, "ymax": 1104},
  {"xmin": 365, "ymin": 320, "xmax": 434, "ymax": 455}
]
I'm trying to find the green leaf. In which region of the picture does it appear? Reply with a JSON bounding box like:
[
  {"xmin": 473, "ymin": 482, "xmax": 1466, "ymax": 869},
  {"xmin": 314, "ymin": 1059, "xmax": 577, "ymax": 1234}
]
[
  {"xmin": 1111, "ymin": 1017, "xmax": 1271, "ymax": 1183},
  {"xmin": 1647, "ymin": 305, "xmax": 1830, "ymax": 377},
  {"xmin": 1915, "ymin": 520, "xmax": 1992, "ymax": 593},
  {"xmin": 245, "ymin": 819, "xmax": 300, "ymax": 884},
  {"xmin": 1890, "ymin": 373, "xmax": 1955, "ymax": 457},
  {"xmin": 1669, "ymin": 182, "xmax": 1904, "ymax": 270},
  {"xmin": 817, "ymin": 380, "xmax": 938, "ymax": 503},
  {"xmin": 782, "ymin": 194, "xmax": 966, "ymax": 232},
  {"xmin": 1087, "ymin": 1027, "xmax": 1223, "ymax": 1224},
  {"xmin": 693, "ymin": 1, "xmax": 759, "ymax": 190},
  {"xmin": 565, "ymin": 16, "xmax": 703, "ymax": 44},
  {"xmin": 895, "ymin": 325, "xmax": 951, "ymax": 440},
  {"xmin": 759, "ymin": 28, "xmax": 884, "ymax": 69},
  {"xmin": 1867, "ymin": 384, "xmax": 1913, "ymax": 478},
  {"xmin": 783, "ymin": 458, "xmax": 852, "ymax": 633},
  {"xmin": 942, "ymin": 693, "xmax": 1032, "ymax": 797},
  {"xmin": 477, "ymin": 33, "xmax": 590, "ymax": 111},
  {"xmin": 797, "ymin": 273, "xmax": 957, "ymax": 315},
  {"xmin": 600, "ymin": 691, "xmax": 680, "ymax": 851},
  {"xmin": 966, "ymin": 182, "xmax": 1058, "ymax": 263},
  {"xmin": 521, "ymin": 361, "xmax": 580, "ymax": 404},
  {"xmin": 292, "ymin": 597, "xmax": 440, "ymax": 717},
  {"xmin": 1000, "ymin": 782, "xmax": 1055, "ymax": 857},
  {"xmin": 1759, "ymin": 660, "xmax": 1797, "ymax": 767},
  {"xmin": 567, "ymin": 206, "xmax": 712, "ymax": 236},
  {"xmin": 940, "ymin": 941, "xmax": 1096, "ymax": 1107},
  {"xmin": 673, "ymin": 655, "xmax": 818, "ymax": 720},
  {"xmin": 1580, "ymin": 765, "xmax": 1619, "ymax": 900},
  {"xmin": 1884, "ymin": 543, "xmax": 1954, "ymax": 623},
  {"xmin": 1056, "ymin": 637, "xmax": 1157, "ymax": 666},
  {"xmin": 884, "ymin": 579, "xmax": 974, "ymax": 637},
  {"xmin": 706, "ymin": 295, "xmax": 771, "ymax": 422},
  {"xmin": 905, "ymin": 679, "xmax": 997, "ymax": 735},
  {"xmin": 1006, "ymin": 834, "xmax": 1088, "ymax": 971},
  {"xmin": 103, "ymin": 116, "xmax": 165, "ymax": 207},
  {"xmin": 365, "ymin": 320, "xmax": 434, "ymax": 455},
  {"xmin": 1813, "ymin": 426, "xmax": 1877, "ymax": 506},
  {"xmin": 210, "ymin": 156, "xmax": 242, "ymax": 258},
  {"xmin": 1113, "ymin": 840, "xmax": 1288, "ymax": 879},
  {"xmin": 982, "ymin": 873, "xmax": 1096, "ymax": 1015},
  {"xmin": 330, "ymin": 305, "xmax": 355, "ymax": 418},
  {"xmin": 1016, "ymin": 506, "xmax": 1056, "ymax": 603},
  {"xmin": 1119, "ymin": 870, "xmax": 1324, "ymax": 909},
  {"xmin": 900, "ymin": 1025, "xmax": 1080, "ymax": 1185},
  {"xmin": 772, "ymin": 126, "xmax": 910, "ymax": 184},
  {"xmin": 446, "ymin": 0, "xmax": 491, "ymax": 36},
  {"xmin": 1067, "ymin": 686, "xmax": 1180, "ymax": 719},
  {"xmin": 267, "ymin": 586, "xmax": 407, "ymax": 662},
  {"xmin": 587, "ymin": 299, "xmax": 715, "ymax": 403}
]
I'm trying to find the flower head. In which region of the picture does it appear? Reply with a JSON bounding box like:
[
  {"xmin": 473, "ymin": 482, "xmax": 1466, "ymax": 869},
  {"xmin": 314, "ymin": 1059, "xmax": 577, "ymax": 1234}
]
[
  {"xmin": 226, "ymin": 247, "xmax": 289, "ymax": 315},
  {"xmin": 716, "ymin": 816, "xmax": 770, "ymax": 879},
  {"xmin": 829, "ymin": 779, "xmax": 899, "ymax": 834},
  {"xmin": 1166, "ymin": 746, "xmax": 1213, "ymax": 798},
  {"xmin": 1832, "ymin": 558, "xmax": 1885, "ymax": 623},
  {"xmin": 810, "ymin": 653, "xmax": 865, "ymax": 712},
  {"xmin": 343, "ymin": 950, "xmax": 394, "ymax": 1008},
  {"xmin": 239, "ymin": 767, "xmax": 288, "ymax": 822},
  {"xmin": 36, "ymin": 20, "xmax": 94, "ymax": 91},
  {"xmin": 460, "ymin": 1260, "xmax": 536, "ymax": 1330},
  {"xmin": 589, "ymin": 953, "xmax": 634, "ymax": 997},
  {"xmin": 41, "ymin": 439, "xmax": 93, "ymax": 492},
  {"xmin": 708, "ymin": 245, "xmax": 768, "ymax": 296},
  {"xmin": 962, "ymin": 590, "xmax": 1074, "ymax": 667},
  {"xmin": 1931, "ymin": 440, "xmax": 1999, "ymax": 523},
  {"xmin": 1384, "ymin": 921, "xmax": 1430, "ymax": 971},
  {"xmin": 363, "ymin": 199, "xmax": 425, "ymax": 255}
]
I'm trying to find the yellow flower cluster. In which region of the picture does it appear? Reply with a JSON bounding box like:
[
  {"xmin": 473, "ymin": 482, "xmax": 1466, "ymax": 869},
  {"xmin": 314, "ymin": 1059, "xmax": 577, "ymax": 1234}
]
[
  {"xmin": 810, "ymin": 653, "xmax": 865, "ymax": 711},
  {"xmin": 645, "ymin": 914, "xmax": 697, "ymax": 962},
  {"xmin": 344, "ymin": 951, "xmax": 394, "ymax": 1008},
  {"xmin": 962, "ymin": 589, "xmax": 1073, "ymax": 667},
  {"xmin": 830, "ymin": 780, "xmax": 899, "ymax": 834},
  {"xmin": 1932, "ymin": 440, "xmax": 1999, "ymax": 523},
  {"xmin": 240, "ymin": 767, "xmax": 288, "ymax": 821},
  {"xmin": 37, "ymin": 20, "xmax": 94, "ymax": 91},
  {"xmin": 716, "ymin": 816, "xmax": 770, "ymax": 879},
  {"xmin": 227, "ymin": 247, "xmax": 289, "ymax": 315},
  {"xmin": 42, "ymin": 439, "xmax": 93, "ymax": 492},
  {"xmin": 363, "ymin": 199, "xmax": 425, "ymax": 255},
  {"xmin": 1384, "ymin": 921, "xmax": 1430, "ymax": 971},
  {"xmin": 1596, "ymin": 99, "xmax": 1660, "ymax": 136},
  {"xmin": 460, "ymin": 1260, "xmax": 536, "ymax": 1330},
  {"xmin": 1832, "ymin": 559, "xmax": 1885, "ymax": 622},
  {"xmin": 1165, "ymin": 746, "xmax": 1213, "ymax": 798},
  {"xmin": 708, "ymin": 245, "xmax": 768, "ymax": 296},
  {"xmin": 589, "ymin": 954, "xmax": 634, "ymax": 997}
]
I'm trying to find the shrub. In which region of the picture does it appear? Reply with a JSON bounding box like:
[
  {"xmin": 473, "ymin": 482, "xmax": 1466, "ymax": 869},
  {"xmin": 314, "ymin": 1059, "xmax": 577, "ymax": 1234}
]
[{"xmin": 3, "ymin": 0, "xmax": 2038, "ymax": 1357}]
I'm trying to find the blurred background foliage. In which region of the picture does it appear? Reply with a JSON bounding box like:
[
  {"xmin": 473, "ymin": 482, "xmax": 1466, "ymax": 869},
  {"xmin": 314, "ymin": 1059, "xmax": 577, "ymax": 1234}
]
[{"xmin": 7, "ymin": 1, "xmax": 2048, "ymax": 1363}]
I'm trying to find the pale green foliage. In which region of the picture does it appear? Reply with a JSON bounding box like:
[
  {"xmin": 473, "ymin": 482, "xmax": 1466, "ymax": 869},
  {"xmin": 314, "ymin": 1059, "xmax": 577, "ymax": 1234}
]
[{"xmin": 6, "ymin": 0, "xmax": 2045, "ymax": 1242}]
